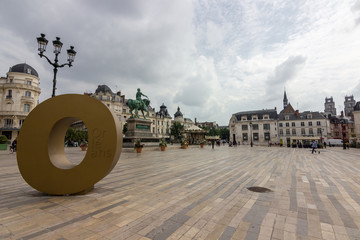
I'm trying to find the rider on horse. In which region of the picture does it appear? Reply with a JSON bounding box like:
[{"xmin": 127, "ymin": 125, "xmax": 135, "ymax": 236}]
[{"xmin": 136, "ymin": 88, "xmax": 148, "ymax": 109}]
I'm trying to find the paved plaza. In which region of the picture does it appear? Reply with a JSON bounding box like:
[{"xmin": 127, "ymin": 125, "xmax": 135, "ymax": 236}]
[{"xmin": 1, "ymin": 145, "xmax": 360, "ymax": 240}]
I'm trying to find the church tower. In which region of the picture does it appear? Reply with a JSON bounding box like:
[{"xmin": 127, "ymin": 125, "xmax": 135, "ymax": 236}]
[
  {"xmin": 283, "ymin": 90, "xmax": 288, "ymax": 109},
  {"xmin": 324, "ymin": 97, "xmax": 336, "ymax": 117}
]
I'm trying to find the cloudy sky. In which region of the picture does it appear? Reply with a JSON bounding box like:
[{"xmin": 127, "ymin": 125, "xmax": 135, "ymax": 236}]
[{"xmin": 1, "ymin": 0, "xmax": 360, "ymax": 125}]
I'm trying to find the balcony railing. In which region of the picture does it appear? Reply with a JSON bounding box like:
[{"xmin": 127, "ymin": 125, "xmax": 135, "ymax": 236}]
[{"xmin": 21, "ymin": 96, "xmax": 34, "ymax": 103}]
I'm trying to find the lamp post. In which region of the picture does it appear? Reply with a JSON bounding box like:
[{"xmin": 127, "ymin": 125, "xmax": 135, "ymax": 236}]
[
  {"xmin": 250, "ymin": 121, "xmax": 253, "ymax": 147},
  {"xmin": 339, "ymin": 118, "xmax": 346, "ymax": 150},
  {"xmin": 37, "ymin": 33, "xmax": 76, "ymax": 97}
]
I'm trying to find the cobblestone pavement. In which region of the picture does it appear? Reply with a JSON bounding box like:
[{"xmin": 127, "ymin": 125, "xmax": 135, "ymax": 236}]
[{"xmin": 1, "ymin": 146, "xmax": 360, "ymax": 240}]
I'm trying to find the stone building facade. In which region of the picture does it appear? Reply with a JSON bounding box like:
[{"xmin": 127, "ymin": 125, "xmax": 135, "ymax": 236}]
[
  {"xmin": 0, "ymin": 63, "xmax": 41, "ymax": 142},
  {"xmin": 229, "ymin": 109, "xmax": 278, "ymax": 146},
  {"xmin": 278, "ymin": 111, "xmax": 330, "ymax": 147}
]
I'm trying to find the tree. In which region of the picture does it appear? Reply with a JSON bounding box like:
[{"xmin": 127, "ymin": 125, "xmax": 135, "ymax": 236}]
[
  {"xmin": 123, "ymin": 123, "xmax": 128, "ymax": 134},
  {"xmin": 208, "ymin": 127, "xmax": 220, "ymax": 136},
  {"xmin": 219, "ymin": 128, "xmax": 230, "ymax": 140},
  {"xmin": 65, "ymin": 128, "xmax": 88, "ymax": 145},
  {"xmin": 170, "ymin": 122, "xmax": 184, "ymax": 141}
]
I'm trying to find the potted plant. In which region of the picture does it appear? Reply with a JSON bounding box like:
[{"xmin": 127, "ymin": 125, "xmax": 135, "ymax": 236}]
[
  {"xmin": 134, "ymin": 139, "xmax": 144, "ymax": 153},
  {"xmin": 200, "ymin": 140, "xmax": 206, "ymax": 148},
  {"xmin": 181, "ymin": 139, "xmax": 188, "ymax": 149},
  {"xmin": 80, "ymin": 142, "xmax": 88, "ymax": 151},
  {"xmin": 159, "ymin": 138, "xmax": 167, "ymax": 151},
  {"xmin": 0, "ymin": 135, "xmax": 8, "ymax": 150}
]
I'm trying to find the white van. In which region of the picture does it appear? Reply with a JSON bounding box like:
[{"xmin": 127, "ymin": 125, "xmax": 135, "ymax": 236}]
[{"xmin": 328, "ymin": 139, "xmax": 343, "ymax": 146}]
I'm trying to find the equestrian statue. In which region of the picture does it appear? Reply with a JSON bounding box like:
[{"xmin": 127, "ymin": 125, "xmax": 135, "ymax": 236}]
[{"xmin": 127, "ymin": 88, "xmax": 150, "ymax": 119}]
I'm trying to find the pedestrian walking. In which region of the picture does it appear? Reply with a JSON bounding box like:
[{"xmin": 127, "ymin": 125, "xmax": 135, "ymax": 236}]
[{"xmin": 312, "ymin": 140, "xmax": 319, "ymax": 154}]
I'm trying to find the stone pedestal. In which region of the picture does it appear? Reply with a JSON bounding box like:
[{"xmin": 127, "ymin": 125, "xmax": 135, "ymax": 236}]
[
  {"xmin": 123, "ymin": 118, "xmax": 160, "ymax": 148},
  {"xmin": 126, "ymin": 118, "xmax": 152, "ymax": 138}
]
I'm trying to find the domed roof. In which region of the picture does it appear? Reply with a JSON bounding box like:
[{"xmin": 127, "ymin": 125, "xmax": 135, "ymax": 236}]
[
  {"xmin": 9, "ymin": 63, "xmax": 38, "ymax": 77},
  {"xmin": 174, "ymin": 106, "xmax": 183, "ymax": 118},
  {"xmin": 95, "ymin": 85, "xmax": 114, "ymax": 95}
]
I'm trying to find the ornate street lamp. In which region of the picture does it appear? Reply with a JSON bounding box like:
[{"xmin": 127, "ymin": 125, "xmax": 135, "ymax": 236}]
[
  {"xmin": 250, "ymin": 121, "xmax": 253, "ymax": 147},
  {"xmin": 339, "ymin": 118, "xmax": 346, "ymax": 150},
  {"xmin": 37, "ymin": 33, "xmax": 77, "ymax": 97}
]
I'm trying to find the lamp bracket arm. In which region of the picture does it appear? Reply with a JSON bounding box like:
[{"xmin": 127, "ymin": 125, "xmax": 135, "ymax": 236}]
[
  {"xmin": 59, "ymin": 63, "xmax": 71, "ymax": 68},
  {"xmin": 39, "ymin": 53, "xmax": 56, "ymax": 67}
]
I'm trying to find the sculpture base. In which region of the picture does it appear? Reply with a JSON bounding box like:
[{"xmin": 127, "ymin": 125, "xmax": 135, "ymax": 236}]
[{"xmin": 124, "ymin": 118, "xmax": 160, "ymax": 148}]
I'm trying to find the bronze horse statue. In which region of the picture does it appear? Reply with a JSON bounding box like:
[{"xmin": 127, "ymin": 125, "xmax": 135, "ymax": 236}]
[{"xmin": 127, "ymin": 98, "xmax": 150, "ymax": 119}]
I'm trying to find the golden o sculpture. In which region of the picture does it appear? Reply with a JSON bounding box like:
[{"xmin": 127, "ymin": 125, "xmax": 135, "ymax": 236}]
[{"xmin": 17, "ymin": 94, "xmax": 122, "ymax": 195}]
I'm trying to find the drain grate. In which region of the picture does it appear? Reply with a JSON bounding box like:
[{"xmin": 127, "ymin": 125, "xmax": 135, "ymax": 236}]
[{"xmin": 247, "ymin": 186, "xmax": 273, "ymax": 193}]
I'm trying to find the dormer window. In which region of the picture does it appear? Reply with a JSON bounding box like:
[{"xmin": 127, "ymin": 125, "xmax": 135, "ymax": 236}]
[
  {"xmin": 252, "ymin": 115, "xmax": 258, "ymax": 120},
  {"xmin": 27, "ymin": 68, "xmax": 32, "ymax": 74},
  {"xmin": 285, "ymin": 115, "xmax": 289, "ymax": 120},
  {"xmin": 307, "ymin": 114, "xmax": 312, "ymax": 119},
  {"xmin": 242, "ymin": 116, "xmax": 247, "ymax": 121}
]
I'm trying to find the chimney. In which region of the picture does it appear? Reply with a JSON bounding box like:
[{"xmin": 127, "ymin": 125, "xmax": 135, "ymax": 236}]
[
  {"xmin": 117, "ymin": 91, "xmax": 121, "ymax": 96},
  {"xmin": 295, "ymin": 110, "xmax": 299, "ymax": 117},
  {"xmin": 195, "ymin": 118, "xmax": 197, "ymax": 125},
  {"xmin": 274, "ymin": 107, "xmax": 277, "ymax": 111},
  {"xmin": 341, "ymin": 111, "xmax": 344, "ymax": 117}
]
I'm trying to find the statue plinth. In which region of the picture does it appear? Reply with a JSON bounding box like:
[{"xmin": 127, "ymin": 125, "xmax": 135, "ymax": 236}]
[
  {"xmin": 125, "ymin": 118, "xmax": 153, "ymax": 138},
  {"xmin": 123, "ymin": 118, "xmax": 160, "ymax": 148}
]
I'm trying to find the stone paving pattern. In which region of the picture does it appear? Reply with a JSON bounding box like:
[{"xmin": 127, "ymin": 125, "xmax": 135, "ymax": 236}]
[{"xmin": 0, "ymin": 146, "xmax": 360, "ymax": 240}]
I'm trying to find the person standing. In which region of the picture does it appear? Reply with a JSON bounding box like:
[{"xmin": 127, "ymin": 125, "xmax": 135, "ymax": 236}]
[{"xmin": 312, "ymin": 140, "xmax": 318, "ymax": 154}]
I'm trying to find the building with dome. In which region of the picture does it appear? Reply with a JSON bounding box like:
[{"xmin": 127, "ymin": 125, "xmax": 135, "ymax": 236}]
[
  {"xmin": 85, "ymin": 85, "xmax": 172, "ymax": 139},
  {"xmin": 172, "ymin": 106, "xmax": 206, "ymax": 143},
  {"xmin": 0, "ymin": 63, "xmax": 41, "ymax": 142}
]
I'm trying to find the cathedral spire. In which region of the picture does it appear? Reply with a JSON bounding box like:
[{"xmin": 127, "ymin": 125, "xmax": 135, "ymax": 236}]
[{"xmin": 283, "ymin": 89, "xmax": 288, "ymax": 109}]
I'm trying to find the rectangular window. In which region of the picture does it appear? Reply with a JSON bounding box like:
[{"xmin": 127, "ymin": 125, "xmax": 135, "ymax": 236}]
[
  {"xmin": 263, "ymin": 124, "xmax": 270, "ymax": 130},
  {"xmin": 27, "ymin": 80, "xmax": 31, "ymax": 85},
  {"xmin": 19, "ymin": 119, "xmax": 25, "ymax": 127},
  {"xmin": 264, "ymin": 132, "xmax": 270, "ymax": 140},
  {"xmin": 24, "ymin": 104, "xmax": 30, "ymax": 112},
  {"xmin": 301, "ymin": 122, "xmax": 305, "ymax": 126},
  {"xmin": 242, "ymin": 133, "xmax": 248, "ymax": 140},
  {"xmin": 122, "ymin": 109, "xmax": 126, "ymax": 113},
  {"xmin": 317, "ymin": 128, "xmax": 322, "ymax": 134},
  {"xmin": 242, "ymin": 125, "xmax": 248, "ymax": 130},
  {"xmin": 253, "ymin": 133, "xmax": 259, "ymax": 141},
  {"xmin": 317, "ymin": 121, "xmax": 321, "ymax": 126},
  {"xmin": 6, "ymin": 90, "xmax": 12, "ymax": 98},
  {"xmin": 286, "ymin": 129, "xmax": 290, "ymax": 135},
  {"xmin": 252, "ymin": 124, "xmax": 259, "ymax": 130},
  {"xmin": 309, "ymin": 128, "xmax": 313, "ymax": 135},
  {"xmin": 279, "ymin": 129, "xmax": 283, "ymax": 136},
  {"xmin": 292, "ymin": 129, "xmax": 296, "ymax": 135},
  {"xmin": 308, "ymin": 122, "xmax": 312, "ymax": 126},
  {"xmin": 286, "ymin": 122, "xmax": 289, "ymax": 127},
  {"xmin": 301, "ymin": 128, "xmax": 305, "ymax": 135},
  {"xmin": 279, "ymin": 123, "xmax": 283, "ymax": 127},
  {"xmin": 292, "ymin": 122, "xmax": 295, "ymax": 127},
  {"xmin": 4, "ymin": 119, "xmax": 13, "ymax": 128}
]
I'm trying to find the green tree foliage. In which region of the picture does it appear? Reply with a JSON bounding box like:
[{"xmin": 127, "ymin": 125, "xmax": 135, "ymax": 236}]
[
  {"xmin": 219, "ymin": 128, "xmax": 230, "ymax": 140},
  {"xmin": 123, "ymin": 123, "xmax": 128, "ymax": 134},
  {"xmin": 65, "ymin": 128, "xmax": 88, "ymax": 144},
  {"xmin": 170, "ymin": 122, "xmax": 184, "ymax": 141}
]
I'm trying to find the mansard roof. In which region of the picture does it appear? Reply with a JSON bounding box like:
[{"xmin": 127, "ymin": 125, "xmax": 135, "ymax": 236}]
[
  {"xmin": 278, "ymin": 111, "xmax": 325, "ymax": 121},
  {"xmin": 9, "ymin": 63, "xmax": 39, "ymax": 77},
  {"xmin": 234, "ymin": 109, "xmax": 278, "ymax": 121},
  {"xmin": 95, "ymin": 85, "xmax": 115, "ymax": 95}
]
